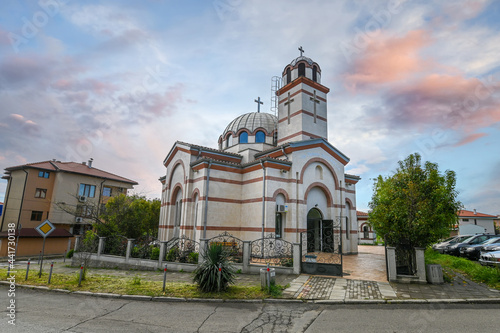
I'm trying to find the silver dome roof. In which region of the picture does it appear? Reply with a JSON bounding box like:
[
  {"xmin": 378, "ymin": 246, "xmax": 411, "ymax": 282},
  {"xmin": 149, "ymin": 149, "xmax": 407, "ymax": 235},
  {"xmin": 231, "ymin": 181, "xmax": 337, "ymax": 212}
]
[
  {"xmin": 289, "ymin": 56, "xmax": 315, "ymax": 66},
  {"xmin": 222, "ymin": 112, "xmax": 277, "ymax": 137}
]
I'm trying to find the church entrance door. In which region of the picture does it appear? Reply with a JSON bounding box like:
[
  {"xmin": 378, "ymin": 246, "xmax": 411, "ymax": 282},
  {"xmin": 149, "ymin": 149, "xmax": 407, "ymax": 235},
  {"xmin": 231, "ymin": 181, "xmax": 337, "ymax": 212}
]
[{"xmin": 301, "ymin": 208, "xmax": 342, "ymax": 276}]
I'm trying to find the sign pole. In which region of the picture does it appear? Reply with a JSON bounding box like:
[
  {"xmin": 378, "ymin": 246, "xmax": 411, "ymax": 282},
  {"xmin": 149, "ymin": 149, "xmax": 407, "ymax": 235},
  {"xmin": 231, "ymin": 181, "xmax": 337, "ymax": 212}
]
[{"xmin": 38, "ymin": 236, "xmax": 46, "ymax": 278}]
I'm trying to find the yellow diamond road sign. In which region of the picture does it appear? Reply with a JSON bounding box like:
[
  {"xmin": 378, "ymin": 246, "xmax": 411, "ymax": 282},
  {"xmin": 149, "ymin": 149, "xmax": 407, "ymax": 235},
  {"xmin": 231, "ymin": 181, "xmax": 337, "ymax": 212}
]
[{"xmin": 36, "ymin": 219, "xmax": 56, "ymax": 238}]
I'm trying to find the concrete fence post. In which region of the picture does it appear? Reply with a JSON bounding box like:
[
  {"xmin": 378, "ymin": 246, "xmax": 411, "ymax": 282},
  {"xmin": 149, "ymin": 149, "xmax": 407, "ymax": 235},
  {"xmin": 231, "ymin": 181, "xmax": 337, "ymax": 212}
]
[
  {"xmin": 67, "ymin": 238, "xmax": 72, "ymax": 253},
  {"xmin": 199, "ymin": 239, "xmax": 208, "ymax": 266},
  {"xmin": 158, "ymin": 241, "xmax": 167, "ymax": 268},
  {"xmin": 97, "ymin": 237, "xmax": 105, "ymax": 256},
  {"xmin": 386, "ymin": 247, "xmax": 397, "ymax": 282},
  {"xmin": 74, "ymin": 235, "xmax": 82, "ymax": 251},
  {"xmin": 415, "ymin": 247, "xmax": 427, "ymax": 283},
  {"xmin": 126, "ymin": 239, "xmax": 134, "ymax": 262},
  {"xmin": 293, "ymin": 243, "xmax": 301, "ymax": 275},
  {"xmin": 242, "ymin": 241, "xmax": 250, "ymax": 273}
]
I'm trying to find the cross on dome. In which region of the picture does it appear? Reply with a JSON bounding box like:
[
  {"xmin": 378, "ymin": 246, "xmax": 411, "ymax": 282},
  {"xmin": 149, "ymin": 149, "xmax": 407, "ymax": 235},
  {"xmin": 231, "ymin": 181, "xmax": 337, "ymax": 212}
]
[
  {"xmin": 298, "ymin": 46, "xmax": 304, "ymax": 57},
  {"xmin": 254, "ymin": 97, "xmax": 263, "ymax": 113}
]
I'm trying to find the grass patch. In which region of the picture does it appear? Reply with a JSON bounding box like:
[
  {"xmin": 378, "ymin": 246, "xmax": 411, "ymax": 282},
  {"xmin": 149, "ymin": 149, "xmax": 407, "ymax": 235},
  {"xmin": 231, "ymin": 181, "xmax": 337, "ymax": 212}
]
[
  {"xmin": 425, "ymin": 248, "xmax": 500, "ymax": 289},
  {"xmin": 0, "ymin": 268, "xmax": 275, "ymax": 299}
]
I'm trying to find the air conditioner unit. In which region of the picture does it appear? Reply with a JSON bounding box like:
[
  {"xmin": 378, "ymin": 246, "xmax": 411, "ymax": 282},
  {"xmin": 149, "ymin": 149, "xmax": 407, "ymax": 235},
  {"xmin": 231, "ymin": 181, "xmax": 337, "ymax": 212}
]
[
  {"xmin": 78, "ymin": 196, "xmax": 87, "ymax": 202},
  {"xmin": 276, "ymin": 205, "xmax": 288, "ymax": 213},
  {"xmin": 75, "ymin": 217, "xmax": 83, "ymax": 223}
]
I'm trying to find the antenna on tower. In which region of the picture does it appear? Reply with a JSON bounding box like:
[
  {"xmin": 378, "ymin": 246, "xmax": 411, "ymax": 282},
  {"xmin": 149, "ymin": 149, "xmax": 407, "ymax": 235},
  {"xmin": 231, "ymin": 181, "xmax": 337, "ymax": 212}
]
[{"xmin": 271, "ymin": 76, "xmax": 281, "ymax": 145}]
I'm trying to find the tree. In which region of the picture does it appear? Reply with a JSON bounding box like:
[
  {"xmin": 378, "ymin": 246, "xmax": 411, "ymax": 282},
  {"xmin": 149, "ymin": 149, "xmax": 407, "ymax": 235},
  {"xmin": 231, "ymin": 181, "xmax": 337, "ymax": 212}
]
[
  {"xmin": 369, "ymin": 153, "xmax": 462, "ymax": 250},
  {"xmin": 99, "ymin": 194, "xmax": 159, "ymax": 239}
]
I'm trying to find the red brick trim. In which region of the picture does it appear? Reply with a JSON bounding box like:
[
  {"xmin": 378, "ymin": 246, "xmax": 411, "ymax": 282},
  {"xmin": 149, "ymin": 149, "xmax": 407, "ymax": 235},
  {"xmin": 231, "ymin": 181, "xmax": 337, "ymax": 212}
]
[
  {"xmin": 167, "ymin": 159, "xmax": 185, "ymax": 189},
  {"xmin": 278, "ymin": 109, "xmax": 327, "ymax": 123},
  {"xmin": 278, "ymin": 76, "xmax": 330, "ymax": 95},
  {"xmin": 304, "ymin": 182, "xmax": 334, "ymax": 207},
  {"xmin": 277, "ymin": 131, "xmax": 323, "ymax": 143},
  {"xmin": 299, "ymin": 158, "xmax": 339, "ymax": 189}
]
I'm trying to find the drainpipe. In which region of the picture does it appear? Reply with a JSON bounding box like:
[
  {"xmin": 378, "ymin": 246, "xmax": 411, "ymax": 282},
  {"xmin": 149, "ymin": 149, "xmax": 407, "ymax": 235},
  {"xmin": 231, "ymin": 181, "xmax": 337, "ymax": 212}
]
[
  {"xmin": 203, "ymin": 161, "xmax": 212, "ymax": 239},
  {"xmin": 281, "ymin": 146, "xmax": 288, "ymax": 160},
  {"xmin": 340, "ymin": 180, "xmax": 343, "ymax": 253},
  {"xmin": 0, "ymin": 175, "xmax": 12, "ymax": 231},
  {"xmin": 17, "ymin": 168, "xmax": 29, "ymax": 229},
  {"xmin": 296, "ymin": 172, "xmax": 299, "ymax": 243},
  {"xmin": 260, "ymin": 161, "xmax": 266, "ymax": 241}
]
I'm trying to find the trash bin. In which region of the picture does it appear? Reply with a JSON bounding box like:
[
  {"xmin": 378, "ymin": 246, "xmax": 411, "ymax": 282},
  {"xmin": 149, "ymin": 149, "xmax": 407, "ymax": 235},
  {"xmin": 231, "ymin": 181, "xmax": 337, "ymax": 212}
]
[
  {"xmin": 426, "ymin": 264, "xmax": 444, "ymax": 284},
  {"xmin": 260, "ymin": 267, "xmax": 276, "ymax": 289}
]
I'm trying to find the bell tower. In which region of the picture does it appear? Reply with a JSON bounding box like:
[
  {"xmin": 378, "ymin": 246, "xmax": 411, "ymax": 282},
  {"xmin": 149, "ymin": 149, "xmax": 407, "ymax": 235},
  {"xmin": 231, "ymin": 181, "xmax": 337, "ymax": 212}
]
[{"xmin": 277, "ymin": 48, "xmax": 330, "ymax": 145}]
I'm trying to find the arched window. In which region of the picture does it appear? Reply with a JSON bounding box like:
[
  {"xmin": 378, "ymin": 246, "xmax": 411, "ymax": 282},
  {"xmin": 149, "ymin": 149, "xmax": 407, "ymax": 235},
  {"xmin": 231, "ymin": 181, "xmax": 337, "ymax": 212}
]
[
  {"xmin": 312, "ymin": 65, "xmax": 317, "ymax": 82},
  {"xmin": 255, "ymin": 131, "xmax": 265, "ymax": 143},
  {"xmin": 226, "ymin": 134, "xmax": 232, "ymax": 148},
  {"xmin": 315, "ymin": 165, "xmax": 323, "ymax": 180},
  {"xmin": 286, "ymin": 68, "xmax": 291, "ymax": 84},
  {"xmin": 363, "ymin": 225, "xmax": 369, "ymax": 239},
  {"xmin": 239, "ymin": 132, "xmax": 248, "ymax": 144},
  {"xmin": 298, "ymin": 63, "xmax": 305, "ymax": 77}
]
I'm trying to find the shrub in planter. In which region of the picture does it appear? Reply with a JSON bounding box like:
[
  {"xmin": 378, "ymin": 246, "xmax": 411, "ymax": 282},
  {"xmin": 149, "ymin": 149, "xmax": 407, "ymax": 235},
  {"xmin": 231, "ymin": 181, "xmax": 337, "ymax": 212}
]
[
  {"xmin": 193, "ymin": 244, "xmax": 236, "ymax": 292},
  {"xmin": 166, "ymin": 247, "xmax": 179, "ymax": 262},
  {"xmin": 188, "ymin": 252, "xmax": 199, "ymax": 264},
  {"xmin": 150, "ymin": 246, "xmax": 160, "ymax": 260}
]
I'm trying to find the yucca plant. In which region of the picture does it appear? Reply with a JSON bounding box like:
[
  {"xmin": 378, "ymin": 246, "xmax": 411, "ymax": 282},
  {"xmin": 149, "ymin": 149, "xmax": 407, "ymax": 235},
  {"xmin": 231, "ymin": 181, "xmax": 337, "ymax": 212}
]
[{"xmin": 193, "ymin": 244, "xmax": 236, "ymax": 292}]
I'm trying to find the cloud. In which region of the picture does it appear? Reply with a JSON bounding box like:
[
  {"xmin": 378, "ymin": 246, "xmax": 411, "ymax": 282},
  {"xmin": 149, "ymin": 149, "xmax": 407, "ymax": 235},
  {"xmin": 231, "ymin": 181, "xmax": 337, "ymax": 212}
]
[
  {"xmin": 343, "ymin": 30, "xmax": 431, "ymax": 90},
  {"xmin": 453, "ymin": 132, "xmax": 487, "ymax": 147}
]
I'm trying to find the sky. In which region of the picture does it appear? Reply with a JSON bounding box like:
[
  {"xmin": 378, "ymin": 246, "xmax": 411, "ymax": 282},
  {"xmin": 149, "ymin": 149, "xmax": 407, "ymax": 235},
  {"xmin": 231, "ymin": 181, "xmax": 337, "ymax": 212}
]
[{"xmin": 0, "ymin": 0, "xmax": 499, "ymax": 215}]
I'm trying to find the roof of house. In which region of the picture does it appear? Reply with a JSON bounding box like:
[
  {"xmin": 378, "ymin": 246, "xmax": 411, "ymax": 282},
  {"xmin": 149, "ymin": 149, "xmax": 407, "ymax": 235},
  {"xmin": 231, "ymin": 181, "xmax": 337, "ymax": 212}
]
[
  {"xmin": 4, "ymin": 161, "xmax": 138, "ymax": 185},
  {"xmin": 357, "ymin": 211, "xmax": 369, "ymax": 217},
  {"xmin": 458, "ymin": 209, "xmax": 496, "ymax": 218}
]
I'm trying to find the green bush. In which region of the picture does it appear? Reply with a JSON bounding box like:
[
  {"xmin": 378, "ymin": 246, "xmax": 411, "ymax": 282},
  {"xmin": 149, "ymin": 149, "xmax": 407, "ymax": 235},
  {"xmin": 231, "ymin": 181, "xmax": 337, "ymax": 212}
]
[
  {"xmin": 193, "ymin": 244, "xmax": 236, "ymax": 292},
  {"xmin": 66, "ymin": 249, "xmax": 74, "ymax": 258},
  {"xmin": 188, "ymin": 252, "xmax": 199, "ymax": 264},
  {"xmin": 150, "ymin": 246, "xmax": 160, "ymax": 260},
  {"xmin": 166, "ymin": 247, "xmax": 179, "ymax": 262},
  {"xmin": 280, "ymin": 257, "xmax": 293, "ymax": 267}
]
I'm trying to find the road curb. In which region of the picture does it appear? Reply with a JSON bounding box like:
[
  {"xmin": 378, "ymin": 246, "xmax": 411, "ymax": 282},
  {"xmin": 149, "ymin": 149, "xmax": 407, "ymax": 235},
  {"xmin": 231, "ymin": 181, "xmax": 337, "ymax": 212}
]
[{"xmin": 4, "ymin": 283, "xmax": 500, "ymax": 304}]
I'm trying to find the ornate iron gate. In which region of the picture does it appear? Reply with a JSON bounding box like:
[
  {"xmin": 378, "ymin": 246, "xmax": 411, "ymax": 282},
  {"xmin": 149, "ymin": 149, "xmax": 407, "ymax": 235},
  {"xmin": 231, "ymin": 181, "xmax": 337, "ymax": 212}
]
[{"xmin": 301, "ymin": 218, "xmax": 342, "ymax": 276}]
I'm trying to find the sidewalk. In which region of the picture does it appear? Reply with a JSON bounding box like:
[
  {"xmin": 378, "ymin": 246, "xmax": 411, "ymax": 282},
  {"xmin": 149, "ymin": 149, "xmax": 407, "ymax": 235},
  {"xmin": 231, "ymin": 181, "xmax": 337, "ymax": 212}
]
[{"xmin": 2, "ymin": 258, "xmax": 500, "ymax": 303}]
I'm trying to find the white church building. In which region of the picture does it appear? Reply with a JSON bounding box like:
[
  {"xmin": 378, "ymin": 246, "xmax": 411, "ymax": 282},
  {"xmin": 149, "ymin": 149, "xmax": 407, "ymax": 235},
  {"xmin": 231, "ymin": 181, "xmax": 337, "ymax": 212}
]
[{"xmin": 159, "ymin": 53, "xmax": 360, "ymax": 254}]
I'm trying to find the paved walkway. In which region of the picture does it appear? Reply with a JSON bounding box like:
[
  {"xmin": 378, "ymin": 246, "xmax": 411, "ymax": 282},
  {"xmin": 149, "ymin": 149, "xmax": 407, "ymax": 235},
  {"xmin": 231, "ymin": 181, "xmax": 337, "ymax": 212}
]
[{"xmin": 343, "ymin": 245, "xmax": 387, "ymax": 282}]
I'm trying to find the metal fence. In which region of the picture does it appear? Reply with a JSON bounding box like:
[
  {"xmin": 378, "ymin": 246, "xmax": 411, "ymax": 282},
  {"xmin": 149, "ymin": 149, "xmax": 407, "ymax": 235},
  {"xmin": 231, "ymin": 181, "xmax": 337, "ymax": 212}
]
[
  {"xmin": 206, "ymin": 231, "xmax": 243, "ymax": 263},
  {"xmin": 164, "ymin": 235, "xmax": 199, "ymax": 264},
  {"xmin": 250, "ymin": 234, "xmax": 293, "ymax": 267}
]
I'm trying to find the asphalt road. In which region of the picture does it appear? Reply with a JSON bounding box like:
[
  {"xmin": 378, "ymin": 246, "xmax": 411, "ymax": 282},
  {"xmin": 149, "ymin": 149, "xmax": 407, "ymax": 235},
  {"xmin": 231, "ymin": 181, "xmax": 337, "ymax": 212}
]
[{"xmin": 1, "ymin": 285, "xmax": 498, "ymax": 333}]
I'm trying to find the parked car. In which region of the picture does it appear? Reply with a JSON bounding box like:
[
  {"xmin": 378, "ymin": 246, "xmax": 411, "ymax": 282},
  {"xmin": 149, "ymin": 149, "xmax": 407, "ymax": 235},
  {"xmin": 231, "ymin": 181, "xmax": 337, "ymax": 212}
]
[
  {"xmin": 479, "ymin": 250, "xmax": 500, "ymax": 267},
  {"xmin": 432, "ymin": 235, "xmax": 473, "ymax": 254},
  {"xmin": 443, "ymin": 234, "xmax": 497, "ymax": 256},
  {"xmin": 459, "ymin": 236, "xmax": 500, "ymax": 260},
  {"xmin": 481, "ymin": 243, "xmax": 500, "ymax": 253}
]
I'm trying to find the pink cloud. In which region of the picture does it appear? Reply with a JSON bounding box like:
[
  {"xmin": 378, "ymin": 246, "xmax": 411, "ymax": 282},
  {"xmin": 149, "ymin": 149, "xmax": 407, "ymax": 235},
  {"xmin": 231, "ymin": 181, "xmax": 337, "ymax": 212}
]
[
  {"xmin": 343, "ymin": 30, "xmax": 431, "ymax": 90},
  {"xmin": 454, "ymin": 132, "xmax": 487, "ymax": 147},
  {"xmin": 364, "ymin": 73, "xmax": 500, "ymax": 146}
]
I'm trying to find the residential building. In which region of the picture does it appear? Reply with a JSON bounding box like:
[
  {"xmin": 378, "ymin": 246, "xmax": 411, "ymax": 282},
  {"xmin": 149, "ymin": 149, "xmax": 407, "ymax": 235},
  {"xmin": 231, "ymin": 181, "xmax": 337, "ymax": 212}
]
[
  {"xmin": 456, "ymin": 209, "xmax": 497, "ymax": 235},
  {"xmin": 0, "ymin": 159, "xmax": 137, "ymax": 257}
]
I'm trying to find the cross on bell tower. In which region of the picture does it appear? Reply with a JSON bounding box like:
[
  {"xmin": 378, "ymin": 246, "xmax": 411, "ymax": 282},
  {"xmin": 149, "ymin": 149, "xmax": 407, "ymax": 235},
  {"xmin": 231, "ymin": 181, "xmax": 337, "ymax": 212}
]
[{"xmin": 298, "ymin": 46, "xmax": 304, "ymax": 57}]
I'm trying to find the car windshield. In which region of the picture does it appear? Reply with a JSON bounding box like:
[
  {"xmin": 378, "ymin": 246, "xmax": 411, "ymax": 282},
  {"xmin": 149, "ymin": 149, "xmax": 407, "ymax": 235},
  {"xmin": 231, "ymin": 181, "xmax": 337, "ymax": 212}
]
[
  {"xmin": 450, "ymin": 236, "xmax": 473, "ymax": 244},
  {"xmin": 441, "ymin": 236, "xmax": 457, "ymax": 243},
  {"xmin": 460, "ymin": 236, "xmax": 475, "ymax": 243},
  {"xmin": 483, "ymin": 237, "xmax": 500, "ymax": 245}
]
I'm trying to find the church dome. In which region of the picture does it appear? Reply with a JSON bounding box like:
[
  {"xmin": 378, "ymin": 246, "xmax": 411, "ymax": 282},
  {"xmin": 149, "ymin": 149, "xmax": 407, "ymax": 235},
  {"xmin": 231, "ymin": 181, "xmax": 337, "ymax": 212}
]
[{"xmin": 222, "ymin": 112, "xmax": 277, "ymax": 138}]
